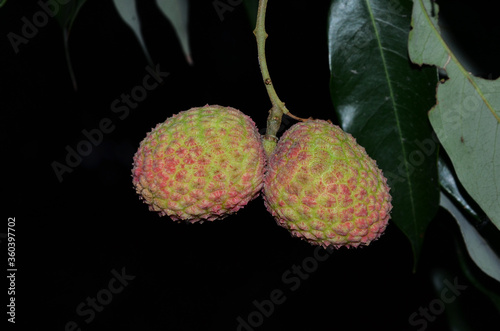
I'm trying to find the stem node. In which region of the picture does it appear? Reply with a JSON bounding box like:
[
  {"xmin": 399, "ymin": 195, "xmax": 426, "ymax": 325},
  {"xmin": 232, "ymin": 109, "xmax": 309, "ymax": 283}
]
[{"xmin": 255, "ymin": 0, "xmax": 303, "ymax": 141}]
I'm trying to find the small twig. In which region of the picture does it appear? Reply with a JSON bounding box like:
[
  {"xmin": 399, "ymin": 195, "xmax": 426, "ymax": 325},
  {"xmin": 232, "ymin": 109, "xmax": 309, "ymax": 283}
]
[{"xmin": 254, "ymin": 0, "xmax": 303, "ymax": 139}]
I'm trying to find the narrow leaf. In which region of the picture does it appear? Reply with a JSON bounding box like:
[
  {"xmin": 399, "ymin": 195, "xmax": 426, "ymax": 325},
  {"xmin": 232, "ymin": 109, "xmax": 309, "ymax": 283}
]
[
  {"xmin": 440, "ymin": 192, "xmax": 500, "ymax": 283},
  {"xmin": 54, "ymin": 0, "xmax": 88, "ymax": 91},
  {"xmin": 408, "ymin": 0, "xmax": 500, "ymax": 230},
  {"xmin": 155, "ymin": 0, "xmax": 192, "ymax": 65},
  {"xmin": 113, "ymin": 0, "xmax": 154, "ymax": 66},
  {"xmin": 328, "ymin": 0, "xmax": 439, "ymax": 268},
  {"xmin": 62, "ymin": 29, "xmax": 78, "ymax": 91},
  {"xmin": 54, "ymin": 0, "xmax": 87, "ymax": 32},
  {"xmin": 0, "ymin": 0, "xmax": 7, "ymax": 8}
]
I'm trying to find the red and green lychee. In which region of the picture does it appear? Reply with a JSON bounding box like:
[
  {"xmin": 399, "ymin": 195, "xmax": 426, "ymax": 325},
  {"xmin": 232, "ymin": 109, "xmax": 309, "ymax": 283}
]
[
  {"xmin": 263, "ymin": 120, "xmax": 392, "ymax": 248},
  {"xmin": 132, "ymin": 105, "xmax": 266, "ymax": 223}
]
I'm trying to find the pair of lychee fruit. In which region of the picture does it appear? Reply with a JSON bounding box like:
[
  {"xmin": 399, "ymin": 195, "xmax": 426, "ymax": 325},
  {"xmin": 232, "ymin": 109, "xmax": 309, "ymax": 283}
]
[{"xmin": 132, "ymin": 105, "xmax": 392, "ymax": 248}]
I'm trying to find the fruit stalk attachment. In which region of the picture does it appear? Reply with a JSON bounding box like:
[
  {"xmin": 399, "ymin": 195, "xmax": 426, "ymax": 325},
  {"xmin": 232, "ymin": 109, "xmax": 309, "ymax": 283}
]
[{"xmin": 253, "ymin": 0, "xmax": 306, "ymax": 155}]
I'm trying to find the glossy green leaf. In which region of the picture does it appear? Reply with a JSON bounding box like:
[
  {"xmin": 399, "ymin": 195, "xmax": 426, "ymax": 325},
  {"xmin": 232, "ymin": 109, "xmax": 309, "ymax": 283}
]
[
  {"xmin": 113, "ymin": 0, "xmax": 154, "ymax": 66},
  {"xmin": 438, "ymin": 157, "xmax": 481, "ymax": 222},
  {"xmin": 439, "ymin": 154, "xmax": 500, "ymax": 254},
  {"xmin": 408, "ymin": 0, "xmax": 500, "ymax": 230},
  {"xmin": 0, "ymin": 0, "xmax": 7, "ymax": 8},
  {"xmin": 155, "ymin": 0, "xmax": 192, "ymax": 65},
  {"xmin": 328, "ymin": 0, "xmax": 439, "ymax": 268},
  {"xmin": 440, "ymin": 192, "xmax": 500, "ymax": 283}
]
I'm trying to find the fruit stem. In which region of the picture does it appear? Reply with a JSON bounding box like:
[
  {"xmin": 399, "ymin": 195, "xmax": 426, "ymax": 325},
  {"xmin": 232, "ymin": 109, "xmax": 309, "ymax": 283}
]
[{"xmin": 254, "ymin": 0, "xmax": 306, "ymax": 144}]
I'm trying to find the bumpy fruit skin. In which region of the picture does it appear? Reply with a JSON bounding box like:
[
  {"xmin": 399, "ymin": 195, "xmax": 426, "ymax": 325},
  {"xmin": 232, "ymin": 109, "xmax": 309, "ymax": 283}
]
[
  {"xmin": 264, "ymin": 120, "xmax": 392, "ymax": 248},
  {"xmin": 132, "ymin": 105, "xmax": 266, "ymax": 223}
]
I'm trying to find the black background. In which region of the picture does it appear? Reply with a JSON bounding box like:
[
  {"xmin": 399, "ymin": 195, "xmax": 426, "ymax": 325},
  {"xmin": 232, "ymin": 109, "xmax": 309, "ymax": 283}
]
[{"xmin": 2, "ymin": 0, "xmax": 500, "ymax": 330}]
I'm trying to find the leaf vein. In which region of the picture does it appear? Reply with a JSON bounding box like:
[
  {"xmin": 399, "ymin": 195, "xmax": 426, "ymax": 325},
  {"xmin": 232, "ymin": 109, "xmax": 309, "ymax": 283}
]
[{"xmin": 365, "ymin": 0, "xmax": 418, "ymax": 232}]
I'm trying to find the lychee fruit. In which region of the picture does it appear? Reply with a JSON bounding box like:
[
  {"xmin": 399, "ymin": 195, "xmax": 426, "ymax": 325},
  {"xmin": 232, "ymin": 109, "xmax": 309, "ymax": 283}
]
[
  {"xmin": 263, "ymin": 120, "xmax": 392, "ymax": 248},
  {"xmin": 132, "ymin": 105, "xmax": 266, "ymax": 223}
]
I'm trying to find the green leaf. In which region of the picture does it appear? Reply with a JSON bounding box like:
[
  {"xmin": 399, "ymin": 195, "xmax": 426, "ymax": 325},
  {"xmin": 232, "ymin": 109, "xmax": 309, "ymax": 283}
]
[
  {"xmin": 450, "ymin": 214, "xmax": 500, "ymax": 313},
  {"xmin": 54, "ymin": 0, "xmax": 87, "ymax": 31},
  {"xmin": 438, "ymin": 157, "xmax": 481, "ymax": 222},
  {"xmin": 113, "ymin": 0, "xmax": 154, "ymax": 66},
  {"xmin": 0, "ymin": 0, "xmax": 7, "ymax": 8},
  {"xmin": 439, "ymin": 154, "xmax": 500, "ymax": 256},
  {"xmin": 328, "ymin": 0, "xmax": 439, "ymax": 268},
  {"xmin": 456, "ymin": 254, "xmax": 500, "ymax": 315},
  {"xmin": 408, "ymin": 0, "xmax": 500, "ymax": 230},
  {"xmin": 54, "ymin": 0, "xmax": 87, "ymax": 91},
  {"xmin": 155, "ymin": 0, "xmax": 192, "ymax": 65},
  {"xmin": 440, "ymin": 192, "xmax": 500, "ymax": 283}
]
